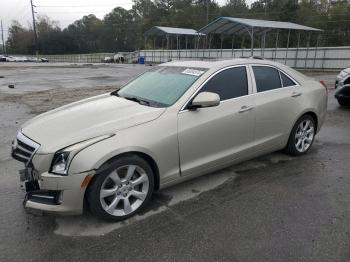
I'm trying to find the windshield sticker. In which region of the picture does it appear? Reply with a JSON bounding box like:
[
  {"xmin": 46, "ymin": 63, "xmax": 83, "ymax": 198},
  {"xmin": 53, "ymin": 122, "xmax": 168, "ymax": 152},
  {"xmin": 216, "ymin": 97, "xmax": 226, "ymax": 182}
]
[{"xmin": 181, "ymin": 68, "xmax": 204, "ymax": 77}]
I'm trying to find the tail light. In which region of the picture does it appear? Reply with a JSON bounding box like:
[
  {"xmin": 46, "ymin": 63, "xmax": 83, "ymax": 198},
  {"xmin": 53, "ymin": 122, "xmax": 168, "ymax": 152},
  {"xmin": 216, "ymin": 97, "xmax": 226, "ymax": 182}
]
[
  {"xmin": 320, "ymin": 80, "xmax": 327, "ymax": 88},
  {"xmin": 320, "ymin": 80, "xmax": 328, "ymax": 94}
]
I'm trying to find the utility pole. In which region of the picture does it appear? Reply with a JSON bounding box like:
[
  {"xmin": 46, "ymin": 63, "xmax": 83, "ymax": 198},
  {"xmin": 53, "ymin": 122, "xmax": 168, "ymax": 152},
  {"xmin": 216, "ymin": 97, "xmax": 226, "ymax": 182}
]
[
  {"xmin": 1, "ymin": 20, "xmax": 5, "ymax": 55},
  {"xmin": 30, "ymin": 0, "xmax": 38, "ymax": 57},
  {"xmin": 206, "ymin": 0, "xmax": 209, "ymax": 24}
]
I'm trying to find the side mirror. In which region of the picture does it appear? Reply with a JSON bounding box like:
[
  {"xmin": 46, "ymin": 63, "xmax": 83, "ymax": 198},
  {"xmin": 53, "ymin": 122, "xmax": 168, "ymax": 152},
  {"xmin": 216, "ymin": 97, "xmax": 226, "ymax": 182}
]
[{"xmin": 189, "ymin": 92, "xmax": 220, "ymax": 109}]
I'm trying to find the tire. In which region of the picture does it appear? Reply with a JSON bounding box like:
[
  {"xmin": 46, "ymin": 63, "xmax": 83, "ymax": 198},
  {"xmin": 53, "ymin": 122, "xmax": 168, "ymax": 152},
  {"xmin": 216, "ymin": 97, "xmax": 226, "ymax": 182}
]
[
  {"xmin": 337, "ymin": 98, "xmax": 349, "ymax": 107},
  {"xmin": 285, "ymin": 115, "xmax": 316, "ymax": 156},
  {"xmin": 87, "ymin": 155, "xmax": 154, "ymax": 221}
]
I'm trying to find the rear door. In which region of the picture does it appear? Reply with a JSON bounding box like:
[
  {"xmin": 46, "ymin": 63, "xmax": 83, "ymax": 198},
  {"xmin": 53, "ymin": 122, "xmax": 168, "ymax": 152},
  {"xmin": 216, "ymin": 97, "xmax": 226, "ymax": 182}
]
[
  {"xmin": 250, "ymin": 65, "xmax": 303, "ymax": 150},
  {"xmin": 177, "ymin": 66, "xmax": 255, "ymax": 176}
]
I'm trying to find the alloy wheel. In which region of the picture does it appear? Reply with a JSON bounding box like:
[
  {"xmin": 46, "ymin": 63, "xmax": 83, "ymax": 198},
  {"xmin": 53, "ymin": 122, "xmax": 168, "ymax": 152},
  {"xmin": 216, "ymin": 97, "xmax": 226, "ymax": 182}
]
[
  {"xmin": 294, "ymin": 119, "xmax": 315, "ymax": 153},
  {"xmin": 99, "ymin": 164, "xmax": 149, "ymax": 217}
]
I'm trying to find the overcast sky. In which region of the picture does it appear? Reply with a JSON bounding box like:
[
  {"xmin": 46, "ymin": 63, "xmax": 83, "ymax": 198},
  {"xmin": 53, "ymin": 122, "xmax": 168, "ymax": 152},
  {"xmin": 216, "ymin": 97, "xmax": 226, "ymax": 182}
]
[{"xmin": 0, "ymin": 0, "xmax": 255, "ymax": 41}]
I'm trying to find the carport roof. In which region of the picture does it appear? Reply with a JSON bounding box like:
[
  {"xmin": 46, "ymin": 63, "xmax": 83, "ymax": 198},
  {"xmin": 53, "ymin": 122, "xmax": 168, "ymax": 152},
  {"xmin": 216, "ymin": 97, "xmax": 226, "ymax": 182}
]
[
  {"xmin": 145, "ymin": 26, "xmax": 204, "ymax": 36},
  {"xmin": 199, "ymin": 17, "xmax": 322, "ymax": 35}
]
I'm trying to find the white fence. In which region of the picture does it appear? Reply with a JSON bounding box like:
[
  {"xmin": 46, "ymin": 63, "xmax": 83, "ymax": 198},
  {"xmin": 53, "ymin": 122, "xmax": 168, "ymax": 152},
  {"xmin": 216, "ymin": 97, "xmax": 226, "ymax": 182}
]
[
  {"xmin": 139, "ymin": 46, "xmax": 350, "ymax": 70},
  {"xmin": 43, "ymin": 53, "xmax": 114, "ymax": 63},
  {"xmin": 24, "ymin": 46, "xmax": 350, "ymax": 69}
]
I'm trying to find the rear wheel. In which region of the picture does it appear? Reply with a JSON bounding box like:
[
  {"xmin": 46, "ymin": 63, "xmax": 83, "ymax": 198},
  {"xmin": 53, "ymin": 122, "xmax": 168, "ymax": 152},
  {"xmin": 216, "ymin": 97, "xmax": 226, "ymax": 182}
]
[
  {"xmin": 87, "ymin": 155, "xmax": 154, "ymax": 221},
  {"xmin": 285, "ymin": 115, "xmax": 316, "ymax": 156},
  {"xmin": 337, "ymin": 98, "xmax": 349, "ymax": 107}
]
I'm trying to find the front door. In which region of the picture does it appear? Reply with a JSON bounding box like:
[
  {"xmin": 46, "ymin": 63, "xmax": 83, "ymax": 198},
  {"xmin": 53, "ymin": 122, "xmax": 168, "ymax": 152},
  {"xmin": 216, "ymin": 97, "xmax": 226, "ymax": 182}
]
[{"xmin": 177, "ymin": 66, "xmax": 255, "ymax": 176}]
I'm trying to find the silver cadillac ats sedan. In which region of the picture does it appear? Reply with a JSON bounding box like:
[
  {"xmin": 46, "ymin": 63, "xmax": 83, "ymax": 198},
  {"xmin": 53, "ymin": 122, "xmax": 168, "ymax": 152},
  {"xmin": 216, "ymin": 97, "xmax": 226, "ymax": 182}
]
[{"xmin": 11, "ymin": 59, "xmax": 327, "ymax": 221}]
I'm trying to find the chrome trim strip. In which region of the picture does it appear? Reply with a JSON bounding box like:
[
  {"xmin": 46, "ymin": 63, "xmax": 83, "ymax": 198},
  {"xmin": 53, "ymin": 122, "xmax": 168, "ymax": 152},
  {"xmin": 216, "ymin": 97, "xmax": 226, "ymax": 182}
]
[
  {"xmin": 15, "ymin": 132, "xmax": 40, "ymax": 165},
  {"xmin": 14, "ymin": 151, "xmax": 30, "ymax": 160},
  {"xmin": 16, "ymin": 144, "xmax": 33, "ymax": 155}
]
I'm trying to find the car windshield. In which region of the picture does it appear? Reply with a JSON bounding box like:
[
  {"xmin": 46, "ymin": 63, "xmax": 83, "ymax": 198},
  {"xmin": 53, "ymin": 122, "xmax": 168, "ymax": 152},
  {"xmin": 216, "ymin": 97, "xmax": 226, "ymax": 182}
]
[{"xmin": 116, "ymin": 66, "xmax": 207, "ymax": 107}]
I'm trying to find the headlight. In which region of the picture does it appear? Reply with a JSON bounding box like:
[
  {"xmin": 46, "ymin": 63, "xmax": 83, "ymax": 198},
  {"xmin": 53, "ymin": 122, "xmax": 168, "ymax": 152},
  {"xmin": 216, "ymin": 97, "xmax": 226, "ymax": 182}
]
[
  {"xmin": 50, "ymin": 134, "xmax": 114, "ymax": 175},
  {"xmin": 51, "ymin": 151, "xmax": 70, "ymax": 175}
]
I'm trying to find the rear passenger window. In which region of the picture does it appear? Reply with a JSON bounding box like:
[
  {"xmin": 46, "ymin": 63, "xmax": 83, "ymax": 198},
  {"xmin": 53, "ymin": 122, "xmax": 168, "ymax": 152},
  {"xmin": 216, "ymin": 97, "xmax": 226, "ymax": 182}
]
[
  {"xmin": 201, "ymin": 66, "xmax": 248, "ymax": 100},
  {"xmin": 253, "ymin": 66, "xmax": 281, "ymax": 92},
  {"xmin": 280, "ymin": 72, "xmax": 296, "ymax": 87}
]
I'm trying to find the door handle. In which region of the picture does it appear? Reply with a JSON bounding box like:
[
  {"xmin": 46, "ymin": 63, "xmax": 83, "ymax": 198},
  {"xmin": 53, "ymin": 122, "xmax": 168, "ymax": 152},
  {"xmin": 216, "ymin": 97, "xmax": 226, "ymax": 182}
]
[
  {"xmin": 238, "ymin": 105, "xmax": 254, "ymax": 113},
  {"xmin": 291, "ymin": 91, "xmax": 302, "ymax": 97}
]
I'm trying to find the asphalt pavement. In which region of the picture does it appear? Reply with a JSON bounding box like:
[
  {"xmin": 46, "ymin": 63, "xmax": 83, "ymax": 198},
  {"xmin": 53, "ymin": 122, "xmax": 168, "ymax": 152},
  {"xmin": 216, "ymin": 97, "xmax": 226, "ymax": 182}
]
[{"xmin": 0, "ymin": 64, "xmax": 349, "ymax": 262}]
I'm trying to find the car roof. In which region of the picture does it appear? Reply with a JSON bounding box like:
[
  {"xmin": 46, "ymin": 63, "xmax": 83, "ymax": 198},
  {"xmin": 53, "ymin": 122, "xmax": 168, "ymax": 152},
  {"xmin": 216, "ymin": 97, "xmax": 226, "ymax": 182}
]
[
  {"xmin": 159, "ymin": 58, "xmax": 308, "ymax": 84},
  {"xmin": 160, "ymin": 58, "xmax": 282, "ymax": 70}
]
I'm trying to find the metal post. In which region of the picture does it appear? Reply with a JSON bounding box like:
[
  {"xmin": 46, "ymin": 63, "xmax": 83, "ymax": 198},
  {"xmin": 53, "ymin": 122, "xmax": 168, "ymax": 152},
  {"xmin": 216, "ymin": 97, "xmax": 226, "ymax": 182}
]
[
  {"xmin": 294, "ymin": 32, "xmax": 300, "ymax": 68},
  {"xmin": 231, "ymin": 35, "xmax": 235, "ymax": 58},
  {"xmin": 197, "ymin": 35, "xmax": 200, "ymax": 58},
  {"xmin": 313, "ymin": 34, "xmax": 320, "ymax": 69},
  {"xmin": 144, "ymin": 36, "xmax": 147, "ymax": 49},
  {"xmin": 304, "ymin": 32, "xmax": 311, "ymax": 69},
  {"xmin": 166, "ymin": 35, "xmax": 169, "ymax": 50},
  {"xmin": 274, "ymin": 30, "xmax": 279, "ymax": 61},
  {"xmin": 285, "ymin": 29, "xmax": 290, "ymax": 65},
  {"xmin": 262, "ymin": 31, "xmax": 266, "ymax": 58},
  {"xmin": 241, "ymin": 35, "xmax": 244, "ymax": 57},
  {"xmin": 322, "ymin": 36, "xmax": 326, "ymax": 69},
  {"xmin": 185, "ymin": 36, "xmax": 188, "ymax": 49},
  {"xmin": 251, "ymin": 27, "xmax": 254, "ymax": 57},
  {"xmin": 208, "ymin": 34, "xmax": 212, "ymax": 59},
  {"xmin": 220, "ymin": 34, "xmax": 224, "ymax": 58},
  {"xmin": 178, "ymin": 36, "xmax": 181, "ymax": 59},
  {"xmin": 260, "ymin": 34, "xmax": 263, "ymax": 57},
  {"xmin": 153, "ymin": 38, "xmax": 155, "ymax": 63}
]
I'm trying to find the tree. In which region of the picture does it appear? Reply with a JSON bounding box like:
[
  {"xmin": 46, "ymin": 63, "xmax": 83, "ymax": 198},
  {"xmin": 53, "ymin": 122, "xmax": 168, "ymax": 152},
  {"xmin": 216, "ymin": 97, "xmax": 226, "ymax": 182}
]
[
  {"xmin": 5, "ymin": 0, "xmax": 350, "ymax": 54},
  {"xmin": 6, "ymin": 21, "xmax": 34, "ymax": 54}
]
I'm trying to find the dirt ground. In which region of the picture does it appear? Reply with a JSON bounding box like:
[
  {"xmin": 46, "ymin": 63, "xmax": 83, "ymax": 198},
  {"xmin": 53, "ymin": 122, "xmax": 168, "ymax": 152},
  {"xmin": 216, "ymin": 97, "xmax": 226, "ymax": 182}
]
[{"xmin": 0, "ymin": 63, "xmax": 337, "ymax": 114}]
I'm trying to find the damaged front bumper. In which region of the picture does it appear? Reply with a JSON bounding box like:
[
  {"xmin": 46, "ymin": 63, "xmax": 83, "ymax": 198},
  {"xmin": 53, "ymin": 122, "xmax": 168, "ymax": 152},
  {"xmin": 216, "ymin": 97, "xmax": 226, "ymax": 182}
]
[{"xmin": 20, "ymin": 166, "xmax": 95, "ymax": 215}]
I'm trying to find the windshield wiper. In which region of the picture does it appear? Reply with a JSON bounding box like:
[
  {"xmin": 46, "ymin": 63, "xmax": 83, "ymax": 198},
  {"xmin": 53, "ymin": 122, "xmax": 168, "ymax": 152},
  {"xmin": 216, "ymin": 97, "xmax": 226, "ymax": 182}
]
[
  {"xmin": 112, "ymin": 92, "xmax": 166, "ymax": 108},
  {"xmin": 123, "ymin": 96, "xmax": 151, "ymax": 106}
]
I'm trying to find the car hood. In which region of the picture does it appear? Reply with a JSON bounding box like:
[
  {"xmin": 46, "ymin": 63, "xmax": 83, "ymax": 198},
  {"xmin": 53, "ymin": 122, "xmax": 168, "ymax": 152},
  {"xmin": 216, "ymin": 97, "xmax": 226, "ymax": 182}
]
[{"xmin": 21, "ymin": 93, "xmax": 165, "ymax": 153}]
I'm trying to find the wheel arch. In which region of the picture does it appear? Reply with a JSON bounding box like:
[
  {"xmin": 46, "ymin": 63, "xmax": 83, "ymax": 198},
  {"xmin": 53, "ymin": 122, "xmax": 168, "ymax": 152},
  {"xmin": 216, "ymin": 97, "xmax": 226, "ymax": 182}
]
[
  {"xmin": 302, "ymin": 111, "xmax": 318, "ymax": 132},
  {"xmin": 293, "ymin": 110, "xmax": 319, "ymax": 133},
  {"xmin": 88, "ymin": 151, "xmax": 160, "ymax": 191}
]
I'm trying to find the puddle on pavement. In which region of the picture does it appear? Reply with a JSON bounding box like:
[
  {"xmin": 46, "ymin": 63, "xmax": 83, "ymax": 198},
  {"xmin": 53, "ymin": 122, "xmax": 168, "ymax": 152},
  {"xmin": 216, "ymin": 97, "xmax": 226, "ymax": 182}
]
[
  {"xmin": 54, "ymin": 152, "xmax": 295, "ymax": 237},
  {"xmin": 54, "ymin": 168, "xmax": 235, "ymax": 237}
]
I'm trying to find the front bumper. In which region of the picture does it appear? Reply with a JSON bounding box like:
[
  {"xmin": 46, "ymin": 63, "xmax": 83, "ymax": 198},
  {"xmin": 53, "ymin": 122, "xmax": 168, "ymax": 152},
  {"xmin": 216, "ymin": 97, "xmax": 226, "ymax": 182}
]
[{"xmin": 21, "ymin": 169, "xmax": 95, "ymax": 215}]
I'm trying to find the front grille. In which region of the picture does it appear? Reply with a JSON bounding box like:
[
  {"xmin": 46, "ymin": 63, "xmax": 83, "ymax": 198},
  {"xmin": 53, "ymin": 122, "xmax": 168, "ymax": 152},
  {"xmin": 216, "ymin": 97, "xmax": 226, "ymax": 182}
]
[{"xmin": 11, "ymin": 132, "xmax": 40, "ymax": 165}]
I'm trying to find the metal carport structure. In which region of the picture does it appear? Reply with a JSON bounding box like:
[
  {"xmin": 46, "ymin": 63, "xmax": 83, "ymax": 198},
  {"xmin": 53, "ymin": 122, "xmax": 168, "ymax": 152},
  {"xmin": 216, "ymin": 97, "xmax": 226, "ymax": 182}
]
[
  {"xmin": 198, "ymin": 17, "xmax": 322, "ymax": 61},
  {"xmin": 144, "ymin": 26, "xmax": 204, "ymax": 50}
]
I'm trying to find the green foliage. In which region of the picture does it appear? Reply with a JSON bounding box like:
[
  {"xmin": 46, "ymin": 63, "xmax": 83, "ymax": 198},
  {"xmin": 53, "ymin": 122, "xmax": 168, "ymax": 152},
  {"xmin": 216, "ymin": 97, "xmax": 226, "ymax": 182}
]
[{"xmin": 5, "ymin": 0, "xmax": 350, "ymax": 54}]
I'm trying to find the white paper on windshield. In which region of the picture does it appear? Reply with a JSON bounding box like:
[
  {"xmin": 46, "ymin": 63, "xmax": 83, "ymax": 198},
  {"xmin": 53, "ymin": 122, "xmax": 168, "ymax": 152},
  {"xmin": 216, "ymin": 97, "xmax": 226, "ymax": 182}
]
[{"xmin": 181, "ymin": 68, "xmax": 204, "ymax": 77}]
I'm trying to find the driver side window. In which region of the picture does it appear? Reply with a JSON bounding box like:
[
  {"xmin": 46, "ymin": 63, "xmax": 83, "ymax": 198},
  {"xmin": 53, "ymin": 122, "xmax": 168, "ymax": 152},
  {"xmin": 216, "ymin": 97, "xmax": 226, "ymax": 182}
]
[{"xmin": 200, "ymin": 66, "xmax": 248, "ymax": 101}]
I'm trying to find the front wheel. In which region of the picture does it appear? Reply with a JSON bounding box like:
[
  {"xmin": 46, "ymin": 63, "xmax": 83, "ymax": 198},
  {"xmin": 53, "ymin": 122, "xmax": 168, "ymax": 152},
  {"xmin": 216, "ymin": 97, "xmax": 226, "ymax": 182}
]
[
  {"xmin": 87, "ymin": 155, "xmax": 154, "ymax": 221},
  {"xmin": 285, "ymin": 115, "xmax": 316, "ymax": 156}
]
